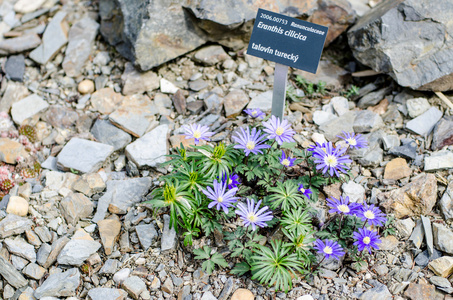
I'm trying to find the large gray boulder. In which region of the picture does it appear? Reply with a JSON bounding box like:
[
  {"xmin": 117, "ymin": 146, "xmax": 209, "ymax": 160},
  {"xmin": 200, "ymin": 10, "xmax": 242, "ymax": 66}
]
[
  {"xmin": 348, "ymin": 0, "xmax": 453, "ymax": 91},
  {"xmin": 99, "ymin": 0, "xmax": 354, "ymax": 70}
]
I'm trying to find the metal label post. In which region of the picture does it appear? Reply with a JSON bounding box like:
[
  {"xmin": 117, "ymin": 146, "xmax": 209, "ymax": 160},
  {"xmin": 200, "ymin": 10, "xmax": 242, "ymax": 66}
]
[{"xmin": 271, "ymin": 63, "xmax": 289, "ymax": 119}]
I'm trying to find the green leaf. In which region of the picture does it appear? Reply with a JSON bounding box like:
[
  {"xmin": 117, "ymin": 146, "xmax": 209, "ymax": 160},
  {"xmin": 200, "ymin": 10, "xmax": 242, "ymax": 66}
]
[
  {"xmin": 193, "ymin": 246, "xmax": 211, "ymax": 260},
  {"xmin": 210, "ymin": 253, "xmax": 228, "ymax": 268},
  {"xmin": 231, "ymin": 262, "xmax": 250, "ymax": 276}
]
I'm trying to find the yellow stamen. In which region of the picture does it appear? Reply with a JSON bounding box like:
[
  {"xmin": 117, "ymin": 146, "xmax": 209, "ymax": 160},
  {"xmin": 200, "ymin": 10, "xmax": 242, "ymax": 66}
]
[
  {"xmin": 275, "ymin": 127, "xmax": 284, "ymax": 136},
  {"xmin": 228, "ymin": 179, "xmax": 233, "ymax": 185},
  {"xmin": 252, "ymin": 111, "xmax": 257, "ymax": 116},
  {"xmin": 364, "ymin": 210, "xmax": 375, "ymax": 219},
  {"xmin": 282, "ymin": 159, "xmax": 290, "ymax": 166},
  {"xmin": 363, "ymin": 237, "xmax": 371, "ymax": 244},
  {"xmin": 247, "ymin": 213, "xmax": 257, "ymax": 222},
  {"xmin": 193, "ymin": 130, "xmax": 202, "ymax": 139},
  {"xmin": 325, "ymin": 155, "xmax": 338, "ymax": 167},
  {"xmin": 338, "ymin": 204, "xmax": 350, "ymax": 213},
  {"xmin": 246, "ymin": 141, "xmax": 255, "ymax": 150},
  {"xmin": 346, "ymin": 138, "xmax": 357, "ymax": 146},
  {"xmin": 217, "ymin": 196, "xmax": 223, "ymax": 203},
  {"xmin": 324, "ymin": 246, "xmax": 333, "ymax": 254}
]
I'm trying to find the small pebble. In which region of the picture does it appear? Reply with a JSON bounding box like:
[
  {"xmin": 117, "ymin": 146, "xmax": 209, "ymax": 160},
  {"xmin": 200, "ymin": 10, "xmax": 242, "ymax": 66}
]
[{"xmin": 78, "ymin": 79, "xmax": 95, "ymax": 94}]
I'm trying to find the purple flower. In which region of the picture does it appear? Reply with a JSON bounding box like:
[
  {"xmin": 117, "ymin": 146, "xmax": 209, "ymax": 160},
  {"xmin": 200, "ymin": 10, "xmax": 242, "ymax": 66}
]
[
  {"xmin": 244, "ymin": 108, "xmax": 265, "ymax": 119},
  {"xmin": 235, "ymin": 198, "xmax": 273, "ymax": 231},
  {"xmin": 357, "ymin": 204, "xmax": 387, "ymax": 227},
  {"xmin": 280, "ymin": 151, "xmax": 296, "ymax": 167},
  {"xmin": 312, "ymin": 142, "xmax": 352, "ymax": 177},
  {"xmin": 326, "ymin": 196, "xmax": 361, "ymax": 216},
  {"xmin": 221, "ymin": 172, "xmax": 241, "ymax": 189},
  {"xmin": 337, "ymin": 131, "xmax": 368, "ymax": 150},
  {"xmin": 313, "ymin": 239, "xmax": 345, "ymax": 260},
  {"xmin": 262, "ymin": 116, "xmax": 296, "ymax": 145},
  {"xmin": 353, "ymin": 228, "xmax": 381, "ymax": 254},
  {"xmin": 182, "ymin": 123, "xmax": 214, "ymax": 145},
  {"xmin": 232, "ymin": 127, "xmax": 270, "ymax": 156},
  {"xmin": 298, "ymin": 184, "xmax": 312, "ymax": 199},
  {"xmin": 202, "ymin": 179, "xmax": 239, "ymax": 214}
]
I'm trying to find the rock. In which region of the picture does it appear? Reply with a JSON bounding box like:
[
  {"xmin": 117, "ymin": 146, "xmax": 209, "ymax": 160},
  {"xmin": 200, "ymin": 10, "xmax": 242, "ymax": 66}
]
[
  {"xmin": 394, "ymin": 218, "xmax": 415, "ymax": 239},
  {"xmin": 0, "ymin": 213, "xmax": 32, "ymax": 238},
  {"xmin": 424, "ymin": 150, "xmax": 453, "ymax": 171},
  {"xmin": 25, "ymin": 229, "xmax": 41, "ymax": 247},
  {"xmin": 34, "ymin": 268, "xmax": 80, "ymax": 298},
  {"xmin": 91, "ymin": 119, "xmax": 132, "ymax": 151},
  {"xmin": 63, "ymin": 17, "xmax": 99, "ymax": 77},
  {"xmin": 57, "ymin": 138, "xmax": 114, "ymax": 174},
  {"xmin": 125, "ymin": 124, "xmax": 168, "ymax": 168},
  {"xmin": 342, "ymin": 181, "xmax": 365, "ymax": 203},
  {"xmin": 384, "ymin": 158, "xmax": 411, "ymax": 180},
  {"xmin": 11, "ymin": 93, "xmax": 49, "ymax": 125},
  {"xmin": 135, "ymin": 224, "xmax": 158, "ymax": 250},
  {"xmin": 122, "ymin": 62, "xmax": 160, "ymax": 95},
  {"xmin": 218, "ymin": 277, "xmax": 234, "ymax": 300},
  {"xmin": 440, "ymin": 181, "xmax": 453, "ymax": 222},
  {"xmin": 6, "ymin": 196, "xmax": 28, "ymax": 216},
  {"xmin": 78, "ymin": 80, "xmax": 95, "ymax": 94},
  {"xmin": 160, "ymin": 78, "xmax": 179, "ymax": 94},
  {"xmin": 36, "ymin": 243, "xmax": 51, "ymax": 266},
  {"xmin": 98, "ymin": 216, "xmax": 121, "ymax": 255},
  {"xmin": 90, "ymin": 87, "xmax": 124, "ymax": 114},
  {"xmin": 353, "ymin": 110, "xmax": 383, "ymax": 133},
  {"xmin": 44, "ymin": 105, "xmax": 79, "ymax": 129},
  {"xmin": 34, "ymin": 227, "xmax": 52, "ymax": 243},
  {"xmin": 14, "ymin": 0, "xmax": 46, "ymax": 13},
  {"xmin": 428, "ymin": 256, "xmax": 453, "ymax": 278},
  {"xmin": 0, "ymin": 81, "xmax": 29, "ymax": 113},
  {"xmin": 22, "ymin": 262, "xmax": 46, "ymax": 280},
  {"xmin": 109, "ymin": 94, "xmax": 158, "ymax": 137},
  {"xmin": 357, "ymin": 87, "xmax": 391, "ymax": 108},
  {"xmin": 348, "ymin": 0, "xmax": 453, "ymax": 91},
  {"xmin": 92, "ymin": 177, "xmax": 152, "ymax": 222},
  {"xmin": 5, "ymin": 54, "xmax": 25, "ymax": 82},
  {"xmin": 231, "ymin": 288, "xmax": 254, "ymax": 300},
  {"xmin": 88, "ymin": 288, "xmax": 127, "ymax": 300},
  {"xmin": 429, "ymin": 276, "xmax": 452, "ymax": 289},
  {"xmin": 406, "ymin": 98, "xmax": 430, "ymax": 118},
  {"xmin": 122, "ymin": 276, "xmax": 146, "ymax": 300},
  {"xmin": 313, "ymin": 111, "xmax": 337, "ymax": 126},
  {"xmin": 99, "ymin": 0, "xmax": 206, "ymax": 70},
  {"xmin": 357, "ymin": 147, "xmax": 383, "ymax": 168},
  {"xmin": 193, "ymin": 45, "xmax": 229, "ymax": 65},
  {"xmin": 415, "ymin": 249, "xmax": 442, "ymax": 268},
  {"xmin": 358, "ymin": 282, "xmax": 392, "ymax": 300},
  {"xmin": 319, "ymin": 111, "xmax": 356, "ymax": 141},
  {"xmin": 378, "ymin": 173, "xmax": 437, "ymax": 218},
  {"xmin": 388, "ymin": 139, "xmax": 417, "ymax": 160},
  {"xmin": 113, "ymin": 268, "xmax": 131, "ymax": 284},
  {"xmin": 247, "ymin": 91, "xmax": 273, "ymax": 112},
  {"xmin": 99, "ymin": 258, "xmax": 119, "ymax": 275},
  {"xmin": 161, "ymin": 214, "xmax": 177, "ymax": 252},
  {"xmin": 189, "ymin": 78, "xmax": 209, "ymax": 92},
  {"xmin": 378, "ymin": 235, "xmax": 399, "ymax": 251},
  {"xmin": 294, "ymin": 60, "xmax": 348, "ymax": 91},
  {"xmin": 406, "ymin": 107, "xmax": 443, "ymax": 137},
  {"xmin": 154, "ymin": 93, "xmax": 172, "ymax": 116},
  {"xmin": 223, "ymin": 89, "xmax": 249, "ymax": 117},
  {"xmin": 4, "ymin": 237, "xmax": 36, "ymax": 262},
  {"xmin": 0, "ymin": 255, "xmax": 28, "ymax": 288},
  {"xmin": 43, "ymin": 236, "xmax": 70, "ymax": 268},
  {"xmin": 57, "ymin": 229, "xmax": 102, "ymax": 266},
  {"xmin": 60, "ymin": 192, "xmax": 94, "ymax": 226},
  {"xmin": 297, "ymin": 296, "xmax": 315, "ymax": 300},
  {"xmin": 421, "ymin": 215, "xmax": 434, "ymax": 256},
  {"xmin": 432, "ymin": 116, "xmax": 453, "ymax": 150},
  {"xmin": 201, "ymin": 291, "xmax": 217, "ymax": 300},
  {"xmin": 73, "ymin": 173, "xmax": 106, "ymax": 197},
  {"xmin": 433, "ymin": 223, "xmax": 453, "ymax": 255},
  {"xmin": 404, "ymin": 283, "xmax": 437, "ymax": 300},
  {"xmin": 0, "ymin": 33, "xmax": 41, "ymax": 54},
  {"xmin": 162, "ymin": 277, "xmax": 174, "ymax": 294},
  {"xmin": 172, "ymin": 90, "xmax": 186, "ymax": 114},
  {"xmin": 331, "ymin": 96, "xmax": 349, "ymax": 116},
  {"xmin": 29, "ymin": 11, "xmax": 69, "ymax": 64}
]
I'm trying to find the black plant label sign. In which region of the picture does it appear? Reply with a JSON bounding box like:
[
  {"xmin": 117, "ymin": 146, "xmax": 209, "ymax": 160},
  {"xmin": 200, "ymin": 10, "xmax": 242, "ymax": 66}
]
[{"xmin": 247, "ymin": 8, "xmax": 328, "ymax": 74}]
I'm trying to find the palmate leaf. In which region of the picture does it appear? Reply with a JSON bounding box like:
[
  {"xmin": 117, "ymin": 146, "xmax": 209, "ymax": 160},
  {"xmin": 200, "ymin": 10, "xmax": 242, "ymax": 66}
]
[
  {"xmin": 192, "ymin": 143, "xmax": 239, "ymax": 179},
  {"xmin": 268, "ymin": 180, "xmax": 306, "ymax": 211},
  {"xmin": 194, "ymin": 246, "xmax": 228, "ymax": 274},
  {"xmin": 231, "ymin": 262, "xmax": 250, "ymax": 276},
  {"xmin": 250, "ymin": 240, "xmax": 305, "ymax": 292}
]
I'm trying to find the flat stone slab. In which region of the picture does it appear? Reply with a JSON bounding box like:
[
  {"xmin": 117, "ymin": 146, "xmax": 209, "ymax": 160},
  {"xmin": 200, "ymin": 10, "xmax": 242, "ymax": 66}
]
[
  {"xmin": 125, "ymin": 124, "xmax": 168, "ymax": 168},
  {"xmin": 136, "ymin": 224, "xmax": 158, "ymax": 250},
  {"xmin": 109, "ymin": 94, "xmax": 158, "ymax": 137},
  {"xmin": 0, "ymin": 138, "xmax": 29, "ymax": 164},
  {"xmin": 424, "ymin": 151, "xmax": 453, "ymax": 171},
  {"xmin": 247, "ymin": 91, "xmax": 273, "ymax": 111},
  {"xmin": 34, "ymin": 268, "xmax": 80, "ymax": 298},
  {"xmin": 0, "ymin": 214, "xmax": 33, "ymax": 238},
  {"xmin": 4, "ymin": 237, "xmax": 36, "ymax": 262},
  {"xmin": 57, "ymin": 138, "xmax": 114, "ymax": 173},
  {"xmin": 88, "ymin": 288, "xmax": 127, "ymax": 300},
  {"xmin": 91, "ymin": 119, "xmax": 132, "ymax": 151},
  {"xmin": 92, "ymin": 177, "xmax": 152, "ymax": 222},
  {"xmin": 406, "ymin": 107, "xmax": 443, "ymax": 136},
  {"xmin": 57, "ymin": 229, "xmax": 101, "ymax": 266},
  {"xmin": 29, "ymin": 11, "xmax": 69, "ymax": 65},
  {"xmin": 0, "ymin": 255, "xmax": 28, "ymax": 288},
  {"xmin": 11, "ymin": 94, "xmax": 49, "ymax": 125}
]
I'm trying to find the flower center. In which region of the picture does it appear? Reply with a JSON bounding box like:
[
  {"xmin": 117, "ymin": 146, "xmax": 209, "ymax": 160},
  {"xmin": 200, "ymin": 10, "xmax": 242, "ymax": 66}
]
[
  {"xmin": 228, "ymin": 179, "xmax": 233, "ymax": 185},
  {"xmin": 324, "ymin": 155, "xmax": 338, "ymax": 167},
  {"xmin": 299, "ymin": 188, "xmax": 305, "ymax": 193},
  {"xmin": 338, "ymin": 204, "xmax": 350, "ymax": 213},
  {"xmin": 363, "ymin": 237, "xmax": 371, "ymax": 244},
  {"xmin": 282, "ymin": 159, "xmax": 290, "ymax": 166},
  {"xmin": 193, "ymin": 130, "xmax": 202, "ymax": 139},
  {"xmin": 247, "ymin": 213, "xmax": 257, "ymax": 222},
  {"xmin": 246, "ymin": 141, "xmax": 255, "ymax": 150},
  {"xmin": 323, "ymin": 246, "xmax": 333, "ymax": 254},
  {"xmin": 364, "ymin": 210, "xmax": 375, "ymax": 219},
  {"xmin": 346, "ymin": 138, "xmax": 357, "ymax": 146},
  {"xmin": 275, "ymin": 127, "xmax": 284, "ymax": 136},
  {"xmin": 217, "ymin": 196, "xmax": 223, "ymax": 203},
  {"xmin": 252, "ymin": 111, "xmax": 257, "ymax": 116}
]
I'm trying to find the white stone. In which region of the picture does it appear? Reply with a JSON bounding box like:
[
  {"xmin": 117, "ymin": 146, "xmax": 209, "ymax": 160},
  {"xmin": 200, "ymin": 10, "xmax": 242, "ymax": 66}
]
[
  {"xmin": 6, "ymin": 196, "xmax": 28, "ymax": 216},
  {"xmin": 247, "ymin": 90, "xmax": 273, "ymax": 111},
  {"xmin": 14, "ymin": 0, "xmax": 46, "ymax": 13},
  {"xmin": 311, "ymin": 133, "xmax": 327, "ymax": 145},
  {"xmin": 297, "ymin": 296, "xmax": 315, "ymax": 300},
  {"xmin": 406, "ymin": 97, "xmax": 430, "ymax": 118},
  {"xmin": 113, "ymin": 268, "xmax": 131, "ymax": 284},
  {"xmin": 406, "ymin": 107, "xmax": 443, "ymax": 136},
  {"xmin": 160, "ymin": 78, "xmax": 178, "ymax": 94},
  {"xmin": 313, "ymin": 111, "xmax": 338, "ymax": 126},
  {"xmin": 331, "ymin": 96, "xmax": 349, "ymax": 116},
  {"xmin": 424, "ymin": 151, "xmax": 453, "ymax": 171},
  {"xmin": 342, "ymin": 181, "xmax": 365, "ymax": 203},
  {"xmin": 125, "ymin": 125, "xmax": 168, "ymax": 168},
  {"xmin": 11, "ymin": 94, "xmax": 49, "ymax": 125}
]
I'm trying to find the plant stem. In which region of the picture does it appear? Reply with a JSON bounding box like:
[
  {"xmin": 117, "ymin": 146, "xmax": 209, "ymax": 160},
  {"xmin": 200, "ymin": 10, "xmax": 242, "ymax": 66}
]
[
  {"xmin": 337, "ymin": 214, "xmax": 344, "ymax": 236},
  {"xmin": 362, "ymin": 219, "xmax": 368, "ymax": 229},
  {"xmin": 266, "ymin": 140, "xmax": 277, "ymax": 155},
  {"xmin": 273, "ymin": 168, "xmax": 285, "ymax": 185},
  {"xmin": 311, "ymin": 255, "xmax": 326, "ymax": 271}
]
